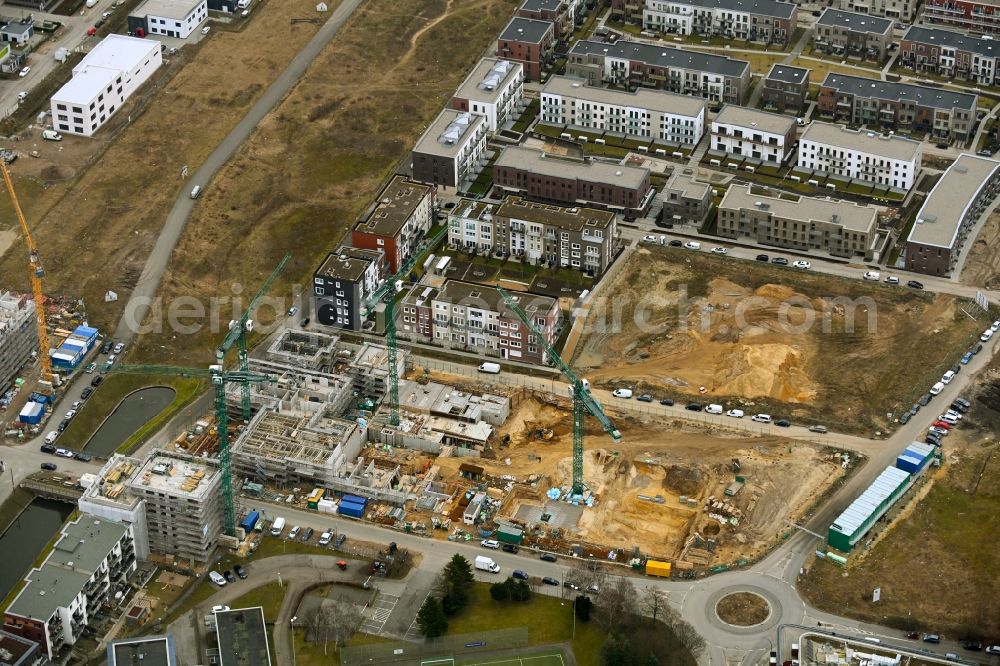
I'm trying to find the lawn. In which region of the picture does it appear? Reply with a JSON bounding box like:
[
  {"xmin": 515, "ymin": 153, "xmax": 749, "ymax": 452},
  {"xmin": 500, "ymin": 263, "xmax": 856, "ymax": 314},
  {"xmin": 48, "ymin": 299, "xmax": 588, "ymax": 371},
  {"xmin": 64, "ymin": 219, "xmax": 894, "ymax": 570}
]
[
  {"xmin": 798, "ymin": 446, "xmax": 1000, "ymax": 637},
  {"xmin": 230, "ymin": 581, "xmax": 286, "ymax": 621},
  {"xmin": 57, "ymin": 372, "xmax": 206, "ymax": 454},
  {"xmin": 293, "ymin": 628, "xmax": 389, "ymax": 666},
  {"xmin": 445, "ymin": 584, "xmax": 607, "ymax": 666}
]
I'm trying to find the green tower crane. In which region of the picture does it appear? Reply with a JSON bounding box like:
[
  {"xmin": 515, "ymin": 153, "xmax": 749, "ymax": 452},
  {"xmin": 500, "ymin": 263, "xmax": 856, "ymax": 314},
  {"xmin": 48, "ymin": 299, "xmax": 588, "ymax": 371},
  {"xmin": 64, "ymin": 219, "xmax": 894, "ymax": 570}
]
[
  {"xmin": 496, "ymin": 287, "xmax": 622, "ymax": 496},
  {"xmin": 360, "ymin": 225, "xmax": 448, "ymax": 426},
  {"xmin": 109, "ymin": 364, "xmax": 276, "ymax": 537},
  {"xmin": 216, "ymin": 253, "xmax": 291, "ymax": 421}
]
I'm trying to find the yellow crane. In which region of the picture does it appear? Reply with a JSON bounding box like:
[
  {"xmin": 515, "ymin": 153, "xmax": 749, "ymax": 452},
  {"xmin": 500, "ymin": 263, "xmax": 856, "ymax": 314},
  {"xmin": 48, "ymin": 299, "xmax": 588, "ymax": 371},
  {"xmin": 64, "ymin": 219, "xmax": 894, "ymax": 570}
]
[{"xmin": 2, "ymin": 161, "xmax": 53, "ymax": 386}]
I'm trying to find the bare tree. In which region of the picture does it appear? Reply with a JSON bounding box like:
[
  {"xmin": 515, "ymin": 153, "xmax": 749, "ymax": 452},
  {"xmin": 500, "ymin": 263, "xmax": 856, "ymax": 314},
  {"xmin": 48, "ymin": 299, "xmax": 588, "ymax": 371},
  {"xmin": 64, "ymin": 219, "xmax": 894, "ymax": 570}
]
[
  {"xmin": 594, "ymin": 576, "xmax": 638, "ymax": 634},
  {"xmin": 661, "ymin": 604, "xmax": 706, "ymax": 656},
  {"xmin": 641, "ymin": 587, "xmax": 669, "ymax": 624},
  {"xmin": 329, "ymin": 603, "xmax": 364, "ymax": 648},
  {"xmin": 303, "ymin": 605, "xmax": 337, "ymax": 655}
]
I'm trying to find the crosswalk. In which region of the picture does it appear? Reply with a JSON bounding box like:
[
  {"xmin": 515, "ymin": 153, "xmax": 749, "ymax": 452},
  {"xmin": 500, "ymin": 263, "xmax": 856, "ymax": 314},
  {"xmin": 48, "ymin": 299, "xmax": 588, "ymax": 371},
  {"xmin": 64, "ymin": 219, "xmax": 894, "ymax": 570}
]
[{"xmin": 360, "ymin": 593, "xmax": 399, "ymax": 634}]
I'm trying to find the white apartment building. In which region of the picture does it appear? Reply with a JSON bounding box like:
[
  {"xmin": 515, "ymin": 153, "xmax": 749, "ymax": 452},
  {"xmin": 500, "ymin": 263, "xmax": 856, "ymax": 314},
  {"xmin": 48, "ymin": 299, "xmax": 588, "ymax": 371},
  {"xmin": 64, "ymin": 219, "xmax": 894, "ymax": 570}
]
[
  {"xmin": 710, "ymin": 104, "xmax": 796, "ymax": 163},
  {"xmin": 641, "ymin": 0, "xmax": 798, "ymax": 45},
  {"xmin": 50, "ymin": 35, "xmax": 162, "ymax": 137},
  {"xmin": 451, "ymin": 58, "xmax": 525, "ymax": 133},
  {"xmin": 540, "ymin": 75, "xmax": 705, "ymax": 145},
  {"xmin": 3, "ymin": 516, "xmax": 137, "ymax": 660},
  {"xmin": 798, "ymin": 121, "xmax": 922, "ymax": 191},
  {"xmin": 129, "ymin": 0, "xmax": 207, "ymax": 39},
  {"xmin": 411, "ymin": 109, "xmax": 489, "ymax": 188}
]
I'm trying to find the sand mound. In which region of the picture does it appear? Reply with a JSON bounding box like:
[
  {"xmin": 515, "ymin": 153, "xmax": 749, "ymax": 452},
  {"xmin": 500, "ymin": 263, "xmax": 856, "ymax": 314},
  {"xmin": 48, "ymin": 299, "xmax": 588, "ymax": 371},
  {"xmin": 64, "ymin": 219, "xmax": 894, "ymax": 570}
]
[
  {"xmin": 713, "ymin": 344, "xmax": 816, "ymax": 402},
  {"xmin": 754, "ymin": 283, "xmax": 798, "ymax": 301}
]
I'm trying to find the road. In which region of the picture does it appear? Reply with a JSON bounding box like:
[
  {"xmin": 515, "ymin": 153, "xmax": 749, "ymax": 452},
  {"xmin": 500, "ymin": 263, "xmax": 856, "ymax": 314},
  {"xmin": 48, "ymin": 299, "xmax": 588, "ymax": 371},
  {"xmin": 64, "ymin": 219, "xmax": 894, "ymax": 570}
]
[{"xmin": 112, "ymin": 0, "xmax": 365, "ymax": 344}]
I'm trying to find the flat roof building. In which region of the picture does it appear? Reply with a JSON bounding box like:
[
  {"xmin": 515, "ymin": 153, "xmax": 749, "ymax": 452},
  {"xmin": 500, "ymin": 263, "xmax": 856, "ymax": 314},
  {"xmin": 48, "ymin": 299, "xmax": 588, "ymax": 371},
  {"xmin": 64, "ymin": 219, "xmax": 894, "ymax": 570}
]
[
  {"xmin": 710, "ymin": 105, "xmax": 796, "ymax": 163},
  {"xmin": 0, "ymin": 630, "xmax": 41, "ymax": 666},
  {"xmin": 497, "ymin": 16, "xmax": 555, "ymax": 81},
  {"xmin": 828, "ymin": 466, "xmax": 912, "ymax": 552},
  {"xmin": 905, "ymin": 153, "xmax": 1000, "ymax": 276},
  {"xmin": 719, "ymin": 183, "xmax": 880, "ymax": 259},
  {"xmin": 107, "ymin": 635, "xmax": 178, "ymax": 666},
  {"xmin": 814, "ymin": 8, "xmax": 893, "ymax": 61},
  {"xmin": 567, "ymin": 39, "xmax": 751, "ymax": 104},
  {"xmin": 411, "ymin": 110, "xmax": 488, "ymax": 190},
  {"xmin": 900, "ymin": 25, "xmax": 1000, "ymax": 86},
  {"xmin": 762, "ymin": 63, "xmax": 810, "ymax": 113},
  {"xmin": 127, "ymin": 0, "xmax": 207, "ymax": 39},
  {"xmin": 215, "ymin": 608, "xmax": 270, "ymax": 666},
  {"xmin": 798, "ymin": 121, "xmax": 922, "ymax": 191},
  {"xmin": 638, "ymin": 0, "xmax": 798, "ymax": 46},
  {"xmin": 451, "ymin": 58, "xmax": 525, "ymax": 133},
  {"xmin": 0, "ymin": 291, "xmax": 38, "ymax": 395},
  {"xmin": 660, "ymin": 172, "xmax": 712, "ymax": 226},
  {"xmin": 313, "ymin": 247, "xmax": 385, "ymax": 331},
  {"xmin": 351, "ymin": 175, "xmax": 433, "ymax": 273},
  {"xmin": 50, "ymin": 35, "xmax": 162, "ymax": 138}
]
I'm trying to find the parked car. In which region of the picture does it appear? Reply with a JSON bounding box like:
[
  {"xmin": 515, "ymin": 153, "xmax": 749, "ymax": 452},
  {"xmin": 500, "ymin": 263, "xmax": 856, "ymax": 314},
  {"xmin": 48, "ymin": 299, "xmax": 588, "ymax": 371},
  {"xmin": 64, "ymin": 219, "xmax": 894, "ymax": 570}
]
[
  {"xmin": 541, "ymin": 577, "xmax": 560, "ymax": 586},
  {"xmin": 923, "ymin": 634, "xmax": 941, "ymax": 644},
  {"xmin": 223, "ymin": 570, "xmax": 236, "ymax": 583},
  {"xmin": 481, "ymin": 539, "xmax": 500, "ymax": 549},
  {"xmin": 287, "ymin": 525, "xmax": 301, "ymax": 540},
  {"xmin": 751, "ymin": 413, "xmax": 771, "ymax": 423},
  {"xmin": 318, "ymin": 531, "xmax": 333, "ymax": 546},
  {"xmin": 755, "ymin": 254, "xmax": 769, "ymax": 262},
  {"xmin": 950, "ymin": 401, "xmax": 968, "ymax": 413},
  {"xmin": 85, "ymin": 363, "xmax": 97, "ymax": 374},
  {"xmin": 642, "ymin": 234, "xmax": 658, "ymax": 243},
  {"xmin": 81, "ymin": 387, "xmax": 93, "ymax": 399},
  {"xmin": 512, "ymin": 570, "xmax": 529, "ymax": 580},
  {"xmin": 862, "ymin": 271, "xmax": 880, "ymax": 281},
  {"xmin": 612, "ymin": 388, "xmax": 633, "ymax": 398},
  {"xmin": 55, "ymin": 448, "xmax": 74, "ymax": 458},
  {"xmin": 636, "ymin": 394, "xmax": 653, "ymax": 402},
  {"xmin": 941, "ymin": 370, "xmax": 956, "ymax": 384},
  {"xmin": 992, "ymin": 319, "xmax": 1000, "ymax": 332},
  {"xmin": 725, "ymin": 409, "xmax": 744, "ymax": 418},
  {"xmin": 300, "ymin": 527, "xmax": 314, "ymax": 542},
  {"xmin": 40, "ymin": 444, "xmax": 56, "ymax": 454},
  {"xmin": 775, "ymin": 419, "xmax": 791, "ymax": 427},
  {"xmin": 502, "ymin": 544, "xmax": 519, "ymax": 554},
  {"xmin": 659, "ymin": 398, "xmax": 674, "ymax": 406},
  {"xmin": 981, "ymin": 328, "xmax": 994, "ymax": 342},
  {"xmin": 57, "ymin": 419, "xmax": 70, "ymax": 432},
  {"xmin": 808, "ymin": 425, "xmax": 828, "ymax": 433},
  {"xmin": 209, "ymin": 571, "xmax": 227, "ymax": 586},
  {"xmin": 91, "ymin": 376, "xmax": 104, "ymax": 387},
  {"xmin": 113, "ymin": 342, "xmax": 125, "ymax": 354},
  {"xmin": 954, "ymin": 397, "xmax": 971, "ymax": 409},
  {"xmin": 918, "ymin": 393, "xmax": 932, "ymax": 406},
  {"xmin": 792, "ymin": 260, "xmax": 811, "ymax": 269},
  {"xmin": 201, "ymin": 25, "xmax": 211, "ymax": 34},
  {"xmin": 18, "ymin": 67, "xmax": 30, "ymax": 78},
  {"xmin": 235, "ymin": 565, "xmax": 247, "ymax": 579},
  {"xmin": 102, "ymin": 341, "xmax": 114, "ymax": 354},
  {"xmin": 884, "ymin": 276, "xmax": 899, "ymax": 285},
  {"xmin": 932, "ymin": 419, "xmax": 951, "ymax": 430},
  {"xmin": 563, "ymin": 581, "xmax": 580, "ymax": 590},
  {"xmin": 539, "ymin": 553, "xmax": 557, "ymax": 562},
  {"xmin": 40, "ymin": 462, "xmax": 57, "ymax": 471},
  {"xmin": 961, "ymin": 351, "xmax": 974, "ymax": 365},
  {"xmin": 211, "ymin": 605, "xmax": 231, "ymax": 613},
  {"xmin": 962, "ymin": 641, "xmax": 983, "ymax": 651},
  {"xmin": 930, "ymin": 382, "xmax": 945, "ymax": 395},
  {"xmin": 985, "ymin": 645, "xmax": 1000, "ymax": 655},
  {"xmin": 771, "ymin": 257, "xmax": 789, "ymax": 265},
  {"xmin": 685, "ymin": 402, "xmax": 703, "ymax": 411},
  {"xmin": 907, "ymin": 280, "xmax": 924, "ymax": 290},
  {"xmin": 75, "ymin": 451, "xmax": 93, "ymax": 462},
  {"xmin": 669, "ymin": 239, "xmax": 683, "ymax": 247},
  {"xmin": 710, "ymin": 247, "xmax": 727, "ymax": 255},
  {"xmin": 683, "ymin": 241, "xmax": 701, "ymax": 250},
  {"xmin": 899, "ymin": 412, "xmax": 911, "ymax": 424}
]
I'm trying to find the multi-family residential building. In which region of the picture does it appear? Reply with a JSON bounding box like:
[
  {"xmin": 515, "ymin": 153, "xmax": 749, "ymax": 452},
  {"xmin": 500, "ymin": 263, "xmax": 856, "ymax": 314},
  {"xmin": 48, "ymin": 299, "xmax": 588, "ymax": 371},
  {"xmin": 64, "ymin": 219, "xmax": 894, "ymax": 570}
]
[
  {"xmin": 351, "ymin": 175, "xmax": 434, "ymax": 273},
  {"xmin": 923, "ymin": 0, "xmax": 1000, "ymax": 35},
  {"xmin": 3, "ymin": 516, "xmax": 137, "ymax": 660},
  {"xmin": 517, "ymin": 0, "xmax": 575, "ymax": 39},
  {"xmin": 399, "ymin": 280, "xmax": 561, "ymax": 365},
  {"xmin": 905, "ymin": 154, "xmax": 1000, "ymax": 276},
  {"xmin": 126, "ymin": 0, "xmax": 207, "ymax": 39},
  {"xmin": 900, "ymin": 26, "xmax": 1000, "ymax": 85},
  {"xmin": 840, "ymin": 0, "xmax": 916, "ymax": 22},
  {"xmin": 817, "ymin": 73, "xmax": 978, "ymax": 141},
  {"xmin": 0, "ymin": 630, "xmax": 41, "ymax": 666},
  {"xmin": 710, "ymin": 105, "xmax": 796, "ymax": 163},
  {"xmin": 0, "ymin": 291, "xmax": 37, "ymax": 395},
  {"xmin": 540, "ymin": 75, "xmax": 706, "ymax": 145},
  {"xmin": 659, "ymin": 172, "xmax": 712, "ymax": 225},
  {"xmin": 798, "ymin": 121, "xmax": 922, "ymax": 191},
  {"xmin": 410, "ymin": 109, "xmax": 488, "ymax": 190},
  {"xmin": 108, "ymin": 636, "xmax": 178, "ymax": 666},
  {"xmin": 497, "ymin": 16, "xmax": 555, "ymax": 81},
  {"xmin": 718, "ymin": 183, "xmax": 880, "ymax": 259},
  {"xmin": 124, "ymin": 451, "xmax": 225, "ymax": 564},
  {"xmin": 50, "ymin": 35, "xmax": 162, "ymax": 137},
  {"xmin": 493, "ymin": 145, "xmax": 654, "ymax": 216},
  {"xmin": 635, "ymin": 0, "xmax": 798, "ymax": 46},
  {"xmin": 762, "ymin": 63, "xmax": 810, "ymax": 113},
  {"xmin": 448, "ymin": 196, "xmax": 618, "ymax": 274},
  {"xmin": 566, "ymin": 40, "xmax": 751, "ymax": 105},
  {"xmin": 313, "ymin": 248, "xmax": 386, "ymax": 331},
  {"xmin": 813, "ymin": 9, "xmax": 893, "ymax": 62},
  {"xmin": 451, "ymin": 58, "xmax": 525, "ymax": 134}
]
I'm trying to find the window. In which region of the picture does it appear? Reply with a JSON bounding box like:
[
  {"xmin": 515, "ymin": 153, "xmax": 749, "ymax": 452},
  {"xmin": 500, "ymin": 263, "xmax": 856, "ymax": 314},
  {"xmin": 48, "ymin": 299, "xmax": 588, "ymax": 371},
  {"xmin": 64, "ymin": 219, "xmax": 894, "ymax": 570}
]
[{"xmin": 314, "ymin": 286, "xmax": 325, "ymax": 295}]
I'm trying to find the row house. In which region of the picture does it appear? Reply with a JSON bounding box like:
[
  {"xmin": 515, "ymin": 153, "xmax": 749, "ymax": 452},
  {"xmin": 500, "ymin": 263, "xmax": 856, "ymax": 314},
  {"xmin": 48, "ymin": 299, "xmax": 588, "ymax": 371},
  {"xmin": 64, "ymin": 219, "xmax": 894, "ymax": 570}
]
[
  {"xmin": 817, "ymin": 73, "xmax": 977, "ymax": 142},
  {"xmin": 710, "ymin": 104, "xmax": 796, "ymax": 163},
  {"xmin": 640, "ymin": 0, "xmax": 798, "ymax": 46},
  {"xmin": 497, "ymin": 16, "xmax": 555, "ymax": 81},
  {"xmin": 540, "ymin": 75, "xmax": 706, "ymax": 145},
  {"xmin": 493, "ymin": 145, "xmax": 654, "ymax": 217},
  {"xmin": 840, "ymin": 0, "xmax": 916, "ymax": 22},
  {"xmin": 659, "ymin": 172, "xmax": 712, "ymax": 225},
  {"xmin": 448, "ymin": 196, "xmax": 618, "ymax": 274},
  {"xmin": 906, "ymin": 154, "xmax": 1000, "ymax": 276},
  {"xmin": 410, "ymin": 109, "xmax": 488, "ymax": 191},
  {"xmin": 517, "ymin": 0, "xmax": 575, "ymax": 40},
  {"xmin": 813, "ymin": 8, "xmax": 893, "ymax": 62},
  {"xmin": 351, "ymin": 175, "xmax": 434, "ymax": 273},
  {"xmin": 3, "ymin": 516, "xmax": 137, "ymax": 661},
  {"xmin": 451, "ymin": 58, "xmax": 525, "ymax": 134},
  {"xmin": 399, "ymin": 280, "xmax": 562, "ymax": 365},
  {"xmin": 566, "ymin": 39, "xmax": 751, "ymax": 105},
  {"xmin": 798, "ymin": 121, "xmax": 922, "ymax": 191},
  {"xmin": 923, "ymin": 0, "xmax": 1000, "ymax": 35},
  {"xmin": 312, "ymin": 247, "xmax": 386, "ymax": 331},
  {"xmin": 900, "ymin": 25, "xmax": 1000, "ymax": 86},
  {"xmin": 762, "ymin": 63, "xmax": 810, "ymax": 113},
  {"xmin": 718, "ymin": 183, "xmax": 880, "ymax": 259}
]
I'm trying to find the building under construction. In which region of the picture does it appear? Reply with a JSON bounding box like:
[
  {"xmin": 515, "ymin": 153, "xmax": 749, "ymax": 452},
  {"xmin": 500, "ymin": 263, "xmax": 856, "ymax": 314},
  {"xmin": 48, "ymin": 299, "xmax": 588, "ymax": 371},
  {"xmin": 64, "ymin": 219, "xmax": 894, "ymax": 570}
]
[{"xmin": 0, "ymin": 291, "xmax": 38, "ymax": 394}]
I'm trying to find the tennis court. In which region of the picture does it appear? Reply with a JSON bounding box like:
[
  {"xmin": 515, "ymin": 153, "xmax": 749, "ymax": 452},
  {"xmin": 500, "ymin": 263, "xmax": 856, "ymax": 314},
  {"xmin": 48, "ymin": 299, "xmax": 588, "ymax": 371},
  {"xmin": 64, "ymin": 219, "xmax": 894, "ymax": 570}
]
[{"xmin": 424, "ymin": 652, "xmax": 566, "ymax": 666}]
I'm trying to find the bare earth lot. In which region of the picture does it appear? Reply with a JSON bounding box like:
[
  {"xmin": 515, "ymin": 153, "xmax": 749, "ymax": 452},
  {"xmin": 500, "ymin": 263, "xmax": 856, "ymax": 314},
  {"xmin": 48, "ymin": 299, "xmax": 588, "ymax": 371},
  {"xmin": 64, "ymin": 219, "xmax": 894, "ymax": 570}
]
[
  {"xmin": 573, "ymin": 247, "xmax": 983, "ymax": 434},
  {"xmin": 129, "ymin": 0, "xmax": 518, "ymax": 363},
  {"xmin": 0, "ymin": 0, "xmax": 328, "ymax": 332},
  {"xmin": 960, "ymin": 209, "xmax": 1000, "ymax": 289}
]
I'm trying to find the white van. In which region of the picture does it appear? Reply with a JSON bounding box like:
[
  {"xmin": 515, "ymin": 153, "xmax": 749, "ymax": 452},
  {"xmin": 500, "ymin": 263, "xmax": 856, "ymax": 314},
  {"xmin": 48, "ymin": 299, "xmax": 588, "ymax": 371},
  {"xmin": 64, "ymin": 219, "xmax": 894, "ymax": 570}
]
[
  {"xmin": 209, "ymin": 571, "xmax": 227, "ymax": 586},
  {"xmin": 612, "ymin": 388, "xmax": 633, "ymax": 398},
  {"xmin": 270, "ymin": 516, "xmax": 286, "ymax": 536},
  {"xmin": 751, "ymin": 414, "xmax": 771, "ymax": 423},
  {"xmin": 726, "ymin": 409, "xmax": 744, "ymax": 418},
  {"xmin": 941, "ymin": 370, "xmax": 956, "ymax": 384},
  {"xmin": 190, "ymin": 185, "xmax": 202, "ymax": 199},
  {"xmin": 705, "ymin": 404, "xmax": 723, "ymax": 414},
  {"xmin": 478, "ymin": 362, "xmax": 501, "ymax": 374},
  {"xmin": 44, "ymin": 431, "xmax": 59, "ymax": 444},
  {"xmin": 929, "ymin": 382, "xmax": 945, "ymax": 395}
]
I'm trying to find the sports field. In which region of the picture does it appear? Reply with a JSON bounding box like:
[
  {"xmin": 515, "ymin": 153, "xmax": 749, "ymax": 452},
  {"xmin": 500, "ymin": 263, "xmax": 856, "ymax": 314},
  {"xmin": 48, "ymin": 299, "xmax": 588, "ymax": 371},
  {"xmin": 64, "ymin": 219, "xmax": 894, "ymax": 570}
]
[{"xmin": 425, "ymin": 651, "xmax": 566, "ymax": 666}]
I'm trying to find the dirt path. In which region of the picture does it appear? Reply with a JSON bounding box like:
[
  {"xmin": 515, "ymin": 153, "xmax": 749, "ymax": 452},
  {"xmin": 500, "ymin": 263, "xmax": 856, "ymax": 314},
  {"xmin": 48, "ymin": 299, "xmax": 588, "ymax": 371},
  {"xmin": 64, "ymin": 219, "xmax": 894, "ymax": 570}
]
[{"xmin": 398, "ymin": 0, "xmax": 456, "ymax": 66}]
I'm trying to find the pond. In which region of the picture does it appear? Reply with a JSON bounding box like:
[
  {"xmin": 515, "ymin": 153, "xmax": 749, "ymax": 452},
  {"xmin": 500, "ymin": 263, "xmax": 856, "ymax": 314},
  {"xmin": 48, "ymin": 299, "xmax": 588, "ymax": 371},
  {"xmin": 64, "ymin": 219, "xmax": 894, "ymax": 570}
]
[
  {"xmin": 0, "ymin": 498, "xmax": 74, "ymax": 601},
  {"xmin": 83, "ymin": 386, "xmax": 176, "ymax": 457}
]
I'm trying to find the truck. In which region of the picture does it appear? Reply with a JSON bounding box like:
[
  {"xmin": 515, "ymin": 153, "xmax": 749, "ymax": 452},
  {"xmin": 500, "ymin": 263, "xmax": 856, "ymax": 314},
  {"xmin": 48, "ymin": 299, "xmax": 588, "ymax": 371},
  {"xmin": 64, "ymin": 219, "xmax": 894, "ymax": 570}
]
[
  {"xmin": 474, "ymin": 555, "xmax": 500, "ymax": 573},
  {"xmin": 645, "ymin": 559, "xmax": 672, "ymax": 578},
  {"xmin": 478, "ymin": 362, "xmax": 501, "ymax": 374},
  {"xmin": 270, "ymin": 516, "xmax": 286, "ymax": 536},
  {"xmin": 42, "ymin": 130, "xmax": 62, "ymax": 142}
]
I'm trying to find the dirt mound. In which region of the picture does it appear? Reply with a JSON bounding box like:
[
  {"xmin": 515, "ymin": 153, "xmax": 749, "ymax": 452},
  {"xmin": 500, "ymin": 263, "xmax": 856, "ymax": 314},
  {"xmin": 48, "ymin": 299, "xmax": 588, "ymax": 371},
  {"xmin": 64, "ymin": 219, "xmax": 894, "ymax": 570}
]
[
  {"xmin": 714, "ymin": 344, "xmax": 816, "ymax": 403},
  {"xmin": 754, "ymin": 283, "xmax": 797, "ymax": 301},
  {"xmin": 662, "ymin": 465, "xmax": 705, "ymax": 496}
]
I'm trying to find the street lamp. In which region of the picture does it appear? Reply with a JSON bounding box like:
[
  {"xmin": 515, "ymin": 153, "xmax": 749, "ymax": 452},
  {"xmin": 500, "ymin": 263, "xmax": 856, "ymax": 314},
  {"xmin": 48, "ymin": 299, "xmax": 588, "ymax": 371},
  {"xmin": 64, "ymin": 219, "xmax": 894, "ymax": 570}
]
[{"xmin": 290, "ymin": 615, "xmax": 298, "ymax": 666}]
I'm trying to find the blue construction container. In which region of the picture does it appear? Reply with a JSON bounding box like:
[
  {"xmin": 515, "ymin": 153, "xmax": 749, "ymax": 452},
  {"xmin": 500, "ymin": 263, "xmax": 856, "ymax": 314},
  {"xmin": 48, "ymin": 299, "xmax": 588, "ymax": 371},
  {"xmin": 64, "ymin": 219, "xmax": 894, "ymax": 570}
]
[
  {"xmin": 50, "ymin": 348, "xmax": 83, "ymax": 370},
  {"xmin": 240, "ymin": 511, "xmax": 260, "ymax": 533},
  {"xmin": 19, "ymin": 401, "xmax": 43, "ymax": 424},
  {"xmin": 339, "ymin": 501, "xmax": 365, "ymax": 519},
  {"xmin": 896, "ymin": 441, "xmax": 935, "ymax": 475},
  {"xmin": 341, "ymin": 494, "xmax": 368, "ymax": 506},
  {"xmin": 73, "ymin": 326, "xmax": 99, "ymax": 349}
]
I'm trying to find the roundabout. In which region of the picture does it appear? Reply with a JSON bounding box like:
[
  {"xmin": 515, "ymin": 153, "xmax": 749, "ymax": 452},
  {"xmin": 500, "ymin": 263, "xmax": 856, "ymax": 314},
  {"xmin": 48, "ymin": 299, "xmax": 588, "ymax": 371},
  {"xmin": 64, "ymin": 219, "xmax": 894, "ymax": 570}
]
[{"xmin": 716, "ymin": 591, "xmax": 772, "ymax": 627}]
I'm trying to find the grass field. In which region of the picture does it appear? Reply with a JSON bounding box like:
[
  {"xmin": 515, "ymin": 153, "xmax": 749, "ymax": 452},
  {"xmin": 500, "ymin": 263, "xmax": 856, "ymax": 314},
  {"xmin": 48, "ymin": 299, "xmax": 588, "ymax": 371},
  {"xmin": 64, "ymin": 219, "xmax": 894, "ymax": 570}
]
[{"xmin": 450, "ymin": 653, "xmax": 566, "ymax": 666}]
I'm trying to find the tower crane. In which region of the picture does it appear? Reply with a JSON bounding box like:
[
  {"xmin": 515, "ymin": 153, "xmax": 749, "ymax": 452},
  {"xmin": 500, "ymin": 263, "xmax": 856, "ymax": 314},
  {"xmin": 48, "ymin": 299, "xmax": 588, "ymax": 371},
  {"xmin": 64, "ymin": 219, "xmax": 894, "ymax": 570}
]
[
  {"xmin": 496, "ymin": 286, "xmax": 622, "ymax": 496},
  {"xmin": 109, "ymin": 364, "xmax": 276, "ymax": 537},
  {"xmin": 216, "ymin": 252, "xmax": 290, "ymax": 420},
  {"xmin": 1, "ymin": 161, "xmax": 53, "ymax": 388},
  {"xmin": 360, "ymin": 225, "xmax": 448, "ymax": 426}
]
